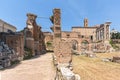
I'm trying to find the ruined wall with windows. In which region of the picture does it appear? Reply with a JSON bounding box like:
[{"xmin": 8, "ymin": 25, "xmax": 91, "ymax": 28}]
[{"xmin": 24, "ymin": 13, "xmax": 46, "ymax": 55}]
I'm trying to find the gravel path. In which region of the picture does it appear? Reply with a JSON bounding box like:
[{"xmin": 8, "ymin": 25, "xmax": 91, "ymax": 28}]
[{"xmin": 0, "ymin": 53, "xmax": 55, "ymax": 80}]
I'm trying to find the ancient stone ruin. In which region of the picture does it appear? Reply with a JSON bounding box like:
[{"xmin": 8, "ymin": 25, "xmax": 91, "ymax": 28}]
[
  {"xmin": 24, "ymin": 13, "xmax": 46, "ymax": 56},
  {"xmin": 50, "ymin": 8, "xmax": 80, "ymax": 80},
  {"xmin": 0, "ymin": 41, "xmax": 18, "ymax": 69},
  {"xmin": 0, "ymin": 31, "xmax": 24, "ymax": 69}
]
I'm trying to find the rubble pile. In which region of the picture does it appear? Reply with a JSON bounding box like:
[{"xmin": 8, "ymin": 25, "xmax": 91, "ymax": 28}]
[{"xmin": 0, "ymin": 41, "xmax": 18, "ymax": 69}]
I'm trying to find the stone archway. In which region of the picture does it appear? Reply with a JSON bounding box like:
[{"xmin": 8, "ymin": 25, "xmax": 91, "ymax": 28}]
[
  {"xmin": 81, "ymin": 40, "xmax": 89, "ymax": 51},
  {"xmin": 71, "ymin": 40, "xmax": 78, "ymax": 50},
  {"xmin": 46, "ymin": 41, "xmax": 53, "ymax": 51}
]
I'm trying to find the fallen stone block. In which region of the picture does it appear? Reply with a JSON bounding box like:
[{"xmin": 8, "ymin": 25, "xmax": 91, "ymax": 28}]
[
  {"xmin": 85, "ymin": 51, "xmax": 96, "ymax": 58},
  {"xmin": 60, "ymin": 67, "xmax": 75, "ymax": 80},
  {"xmin": 60, "ymin": 67, "xmax": 81, "ymax": 80},
  {"xmin": 102, "ymin": 58, "xmax": 110, "ymax": 62},
  {"xmin": 113, "ymin": 56, "xmax": 120, "ymax": 63},
  {"xmin": 72, "ymin": 50, "xmax": 80, "ymax": 55},
  {"xmin": 75, "ymin": 74, "xmax": 81, "ymax": 80}
]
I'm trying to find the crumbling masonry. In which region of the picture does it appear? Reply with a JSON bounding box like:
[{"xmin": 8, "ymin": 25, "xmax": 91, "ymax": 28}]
[
  {"xmin": 24, "ymin": 13, "xmax": 46, "ymax": 56},
  {"xmin": 51, "ymin": 9, "xmax": 80, "ymax": 80}
]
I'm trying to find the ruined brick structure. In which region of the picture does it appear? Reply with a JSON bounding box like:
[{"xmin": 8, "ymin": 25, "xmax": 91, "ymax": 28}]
[
  {"xmin": 49, "ymin": 9, "xmax": 112, "ymax": 58},
  {"xmin": 24, "ymin": 13, "xmax": 46, "ymax": 55},
  {"xmin": 61, "ymin": 19, "xmax": 112, "ymax": 52},
  {"xmin": 43, "ymin": 32, "xmax": 53, "ymax": 44},
  {"xmin": 0, "ymin": 32, "xmax": 24, "ymax": 60},
  {"xmin": 51, "ymin": 9, "xmax": 80, "ymax": 80},
  {"xmin": 43, "ymin": 32, "xmax": 53, "ymax": 51},
  {"xmin": 50, "ymin": 9, "xmax": 72, "ymax": 64}
]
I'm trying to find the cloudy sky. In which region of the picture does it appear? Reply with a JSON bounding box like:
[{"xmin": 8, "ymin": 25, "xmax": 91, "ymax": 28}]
[{"xmin": 0, "ymin": 0, "xmax": 120, "ymax": 32}]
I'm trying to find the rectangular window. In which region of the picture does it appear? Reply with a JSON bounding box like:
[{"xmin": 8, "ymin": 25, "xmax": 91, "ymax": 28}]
[{"xmin": 90, "ymin": 35, "xmax": 93, "ymax": 41}]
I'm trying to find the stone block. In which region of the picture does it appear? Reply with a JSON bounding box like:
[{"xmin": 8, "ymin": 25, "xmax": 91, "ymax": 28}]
[
  {"xmin": 85, "ymin": 51, "xmax": 96, "ymax": 58},
  {"xmin": 113, "ymin": 56, "xmax": 120, "ymax": 63},
  {"xmin": 60, "ymin": 67, "xmax": 75, "ymax": 80},
  {"xmin": 102, "ymin": 58, "xmax": 110, "ymax": 62}
]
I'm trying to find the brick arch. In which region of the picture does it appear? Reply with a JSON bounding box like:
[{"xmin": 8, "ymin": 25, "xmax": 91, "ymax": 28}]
[
  {"xmin": 81, "ymin": 40, "xmax": 89, "ymax": 44},
  {"xmin": 81, "ymin": 39, "xmax": 90, "ymax": 51},
  {"xmin": 71, "ymin": 39, "xmax": 79, "ymax": 50}
]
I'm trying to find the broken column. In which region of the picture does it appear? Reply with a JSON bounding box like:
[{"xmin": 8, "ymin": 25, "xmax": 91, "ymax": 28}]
[{"xmin": 50, "ymin": 8, "xmax": 80, "ymax": 80}]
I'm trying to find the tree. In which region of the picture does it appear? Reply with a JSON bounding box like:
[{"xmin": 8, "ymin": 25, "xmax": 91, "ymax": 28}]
[{"xmin": 111, "ymin": 32, "xmax": 120, "ymax": 39}]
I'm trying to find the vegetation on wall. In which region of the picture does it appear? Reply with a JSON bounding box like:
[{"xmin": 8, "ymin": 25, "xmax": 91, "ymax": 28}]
[
  {"xmin": 46, "ymin": 41, "xmax": 53, "ymax": 47},
  {"xmin": 46, "ymin": 41, "xmax": 53, "ymax": 52}
]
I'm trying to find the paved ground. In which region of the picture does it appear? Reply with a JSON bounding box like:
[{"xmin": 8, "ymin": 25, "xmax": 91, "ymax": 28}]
[{"xmin": 0, "ymin": 53, "xmax": 56, "ymax": 80}]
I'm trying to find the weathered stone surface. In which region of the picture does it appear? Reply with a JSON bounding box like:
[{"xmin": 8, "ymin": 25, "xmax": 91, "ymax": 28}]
[
  {"xmin": 113, "ymin": 56, "xmax": 120, "ymax": 63},
  {"xmin": 0, "ymin": 41, "xmax": 18, "ymax": 68},
  {"xmin": 0, "ymin": 65, "xmax": 3, "ymax": 69},
  {"xmin": 51, "ymin": 8, "xmax": 80, "ymax": 80},
  {"xmin": 60, "ymin": 67, "xmax": 75, "ymax": 80},
  {"xmin": 75, "ymin": 74, "xmax": 81, "ymax": 80},
  {"xmin": 56, "ymin": 67, "xmax": 80, "ymax": 80},
  {"xmin": 24, "ymin": 13, "xmax": 46, "ymax": 56},
  {"xmin": 102, "ymin": 58, "xmax": 111, "ymax": 62}
]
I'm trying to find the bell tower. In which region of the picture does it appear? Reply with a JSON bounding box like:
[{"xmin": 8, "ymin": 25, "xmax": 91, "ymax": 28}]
[{"xmin": 84, "ymin": 18, "xmax": 88, "ymax": 27}]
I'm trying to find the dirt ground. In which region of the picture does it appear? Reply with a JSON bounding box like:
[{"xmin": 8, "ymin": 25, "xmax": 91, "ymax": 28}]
[
  {"xmin": 0, "ymin": 53, "xmax": 55, "ymax": 80},
  {"xmin": 72, "ymin": 52, "xmax": 120, "ymax": 80}
]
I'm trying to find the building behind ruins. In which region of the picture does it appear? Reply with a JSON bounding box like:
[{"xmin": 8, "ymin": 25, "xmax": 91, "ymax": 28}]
[
  {"xmin": 62, "ymin": 19, "xmax": 111, "ymax": 52},
  {"xmin": 0, "ymin": 19, "xmax": 16, "ymax": 32}
]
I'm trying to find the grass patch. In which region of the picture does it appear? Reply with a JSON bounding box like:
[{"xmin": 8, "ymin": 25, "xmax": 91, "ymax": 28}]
[{"xmin": 72, "ymin": 52, "xmax": 120, "ymax": 80}]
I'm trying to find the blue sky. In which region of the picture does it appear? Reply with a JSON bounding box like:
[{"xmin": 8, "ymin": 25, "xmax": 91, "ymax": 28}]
[{"xmin": 0, "ymin": 0, "xmax": 120, "ymax": 32}]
